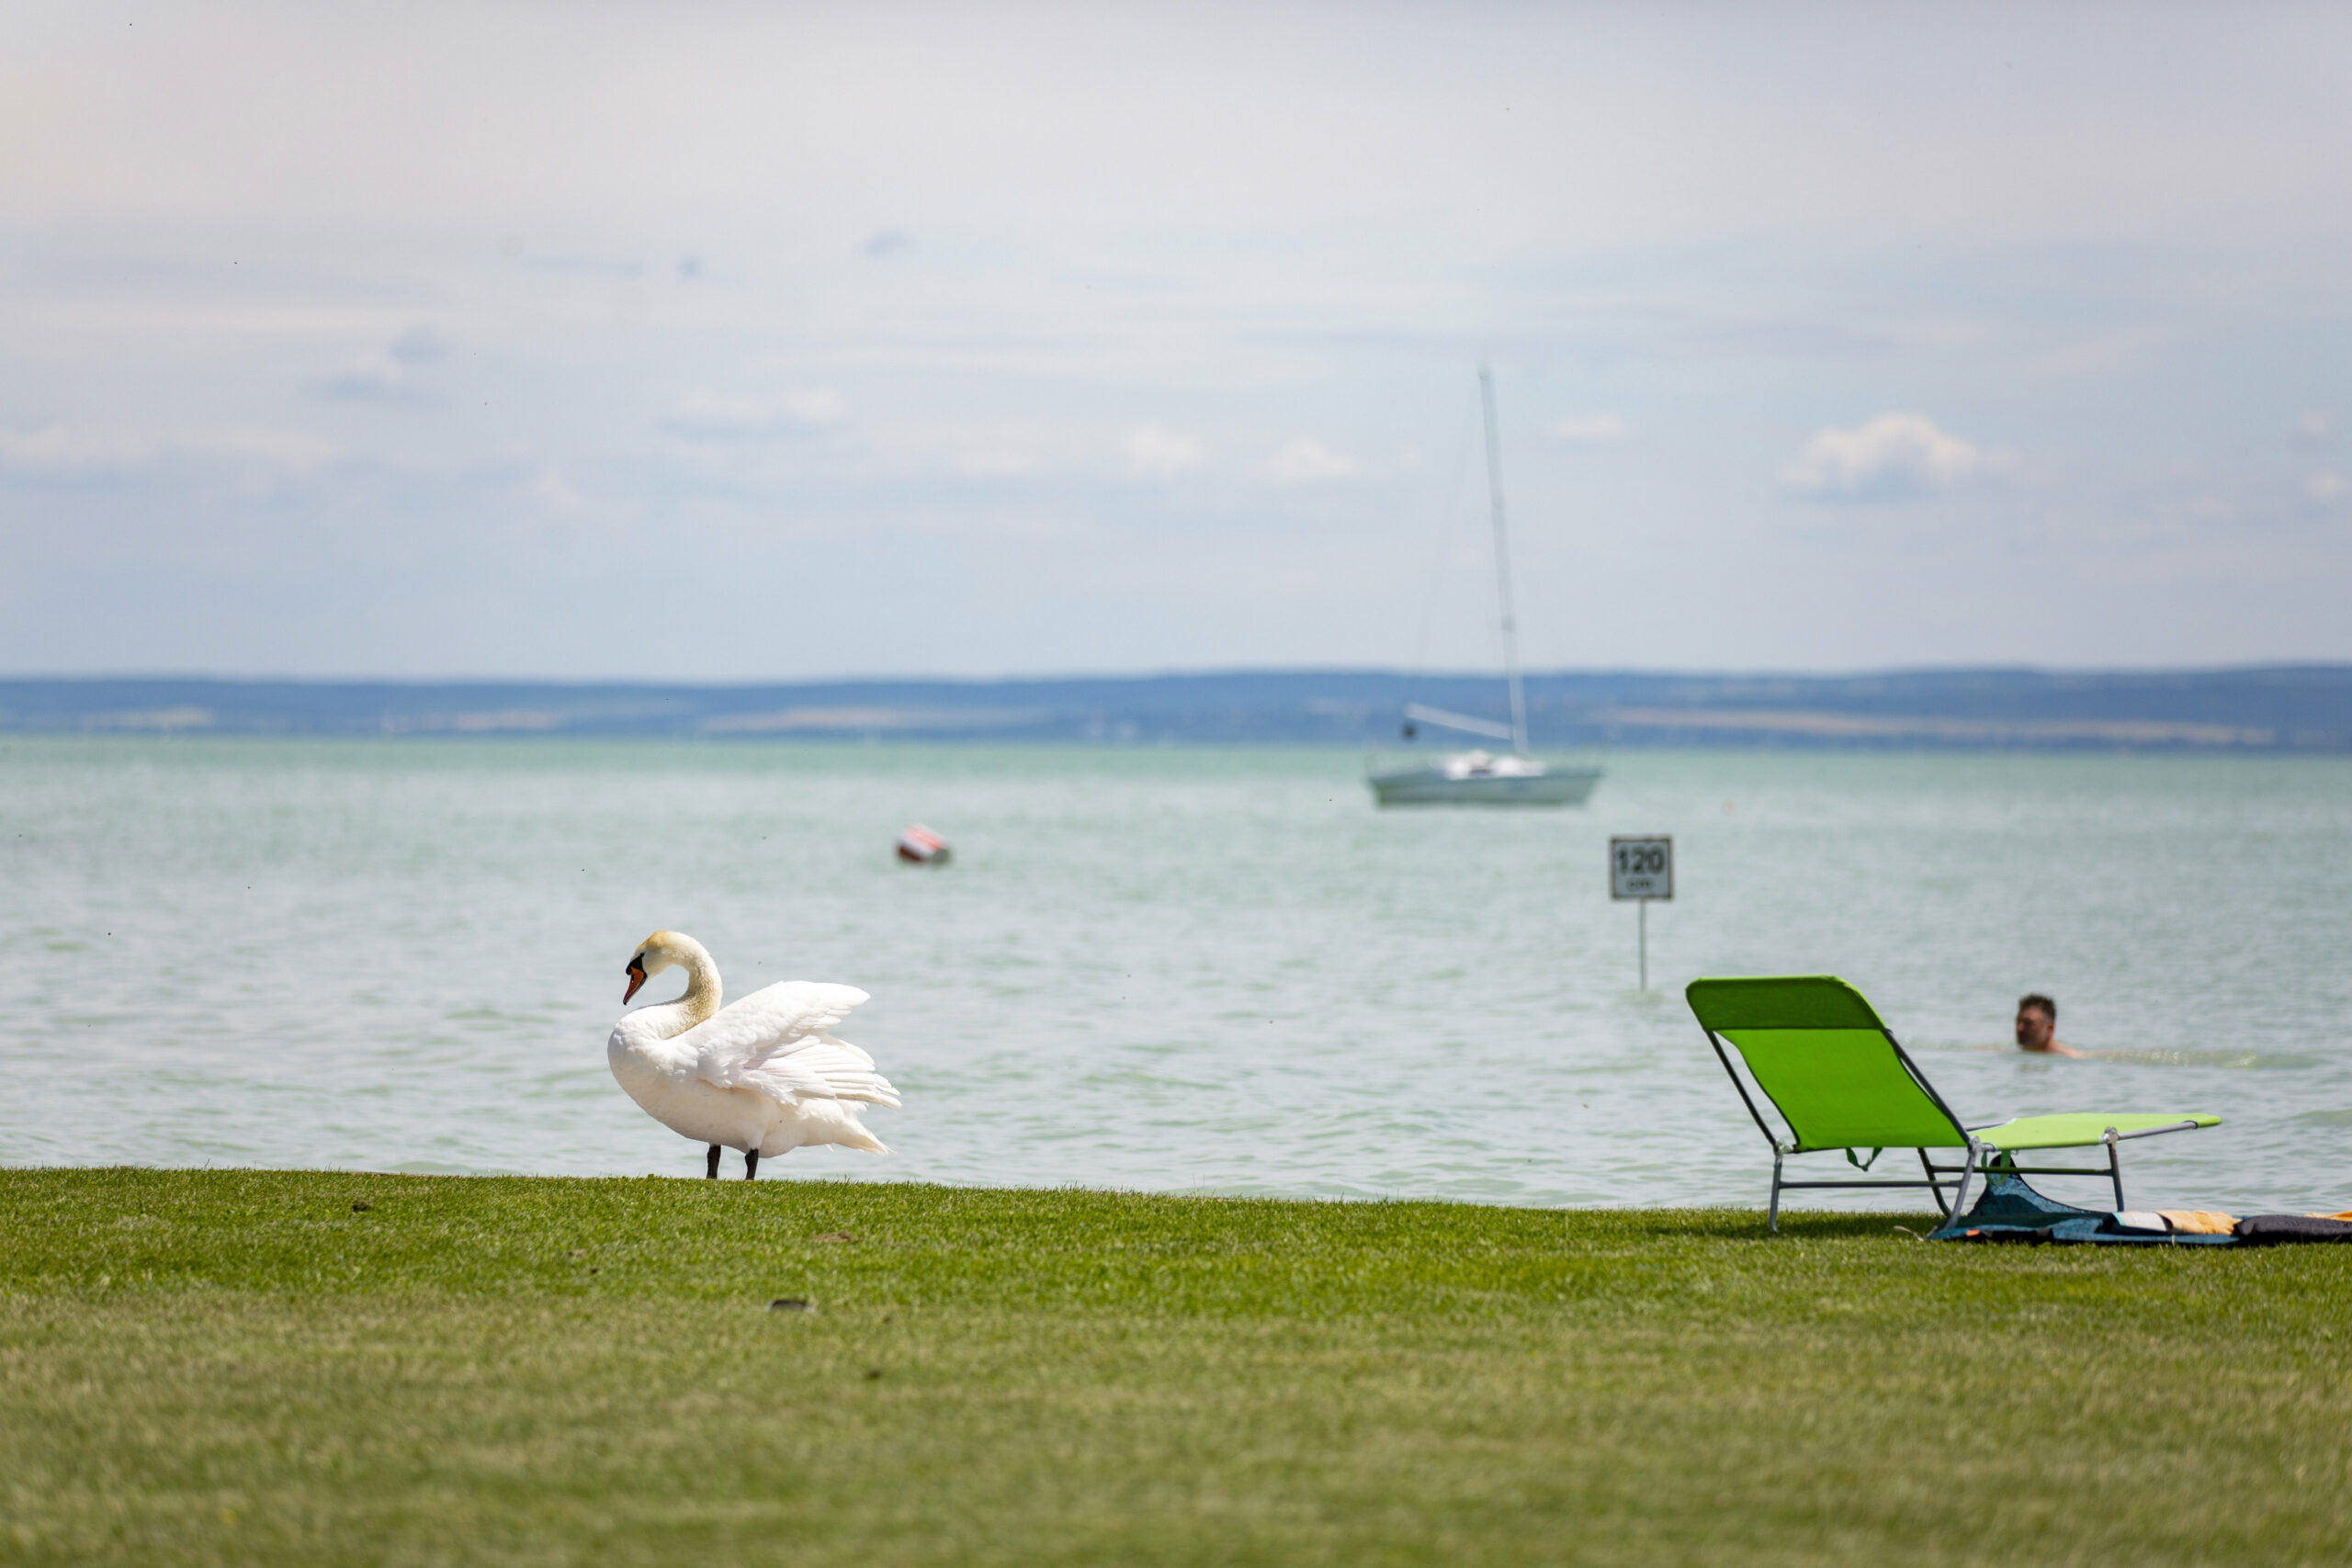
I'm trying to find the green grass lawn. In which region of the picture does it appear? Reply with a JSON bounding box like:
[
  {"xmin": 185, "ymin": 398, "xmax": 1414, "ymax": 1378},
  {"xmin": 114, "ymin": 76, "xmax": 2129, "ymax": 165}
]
[{"xmin": 3, "ymin": 1169, "xmax": 2348, "ymax": 1566}]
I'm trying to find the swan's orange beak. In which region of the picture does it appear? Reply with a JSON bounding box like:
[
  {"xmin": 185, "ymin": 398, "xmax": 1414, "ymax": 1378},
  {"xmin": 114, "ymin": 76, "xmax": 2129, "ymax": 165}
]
[{"xmin": 623, "ymin": 960, "xmax": 647, "ymax": 1003}]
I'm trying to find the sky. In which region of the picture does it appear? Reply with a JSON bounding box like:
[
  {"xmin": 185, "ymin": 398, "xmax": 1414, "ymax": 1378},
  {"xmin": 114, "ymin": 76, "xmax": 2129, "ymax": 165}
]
[{"xmin": 3, "ymin": 2, "xmax": 2350, "ymax": 680}]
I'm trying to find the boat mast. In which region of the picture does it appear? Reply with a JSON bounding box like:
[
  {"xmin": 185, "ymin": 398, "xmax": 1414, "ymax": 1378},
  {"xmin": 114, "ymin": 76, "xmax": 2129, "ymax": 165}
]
[{"xmin": 1478, "ymin": 366, "xmax": 1529, "ymax": 755}]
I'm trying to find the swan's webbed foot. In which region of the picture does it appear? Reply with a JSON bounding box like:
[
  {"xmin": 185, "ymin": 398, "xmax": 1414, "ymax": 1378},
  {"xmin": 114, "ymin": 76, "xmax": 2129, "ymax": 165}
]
[
  {"xmin": 744, "ymin": 1149, "xmax": 760, "ymax": 1180},
  {"xmin": 706, "ymin": 1144, "xmax": 721, "ymax": 1180}
]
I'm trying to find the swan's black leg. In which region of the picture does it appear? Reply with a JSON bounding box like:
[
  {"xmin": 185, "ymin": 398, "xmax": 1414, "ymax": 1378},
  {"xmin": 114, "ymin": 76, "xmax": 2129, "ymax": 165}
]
[
  {"xmin": 743, "ymin": 1149, "xmax": 760, "ymax": 1181},
  {"xmin": 706, "ymin": 1144, "xmax": 721, "ymax": 1180}
]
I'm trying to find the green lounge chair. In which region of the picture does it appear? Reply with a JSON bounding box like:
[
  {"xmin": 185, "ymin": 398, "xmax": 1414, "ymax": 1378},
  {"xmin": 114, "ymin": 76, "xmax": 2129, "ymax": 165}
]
[{"xmin": 1686, "ymin": 976, "xmax": 2220, "ymax": 1232}]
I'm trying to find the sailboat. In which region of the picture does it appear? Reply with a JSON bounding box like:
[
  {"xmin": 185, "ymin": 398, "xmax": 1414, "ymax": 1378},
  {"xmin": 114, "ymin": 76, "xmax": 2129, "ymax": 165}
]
[{"xmin": 1366, "ymin": 368, "xmax": 1604, "ymax": 807}]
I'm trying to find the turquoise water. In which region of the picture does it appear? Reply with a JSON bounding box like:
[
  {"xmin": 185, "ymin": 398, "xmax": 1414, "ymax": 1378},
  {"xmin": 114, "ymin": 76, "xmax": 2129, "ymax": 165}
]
[{"xmin": 3, "ymin": 738, "xmax": 2347, "ymax": 1213}]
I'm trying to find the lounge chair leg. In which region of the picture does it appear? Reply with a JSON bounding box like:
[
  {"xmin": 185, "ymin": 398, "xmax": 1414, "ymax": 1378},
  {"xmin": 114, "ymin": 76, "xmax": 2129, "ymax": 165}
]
[
  {"xmin": 1768, "ymin": 1150, "xmax": 1784, "ymax": 1235},
  {"xmin": 1920, "ymin": 1149, "xmax": 1951, "ymax": 1217},
  {"xmin": 1946, "ymin": 1140, "xmax": 1980, "ymax": 1226}
]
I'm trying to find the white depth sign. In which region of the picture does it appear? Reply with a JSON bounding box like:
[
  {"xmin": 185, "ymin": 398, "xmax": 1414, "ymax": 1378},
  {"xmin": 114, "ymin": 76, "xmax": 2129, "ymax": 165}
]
[{"xmin": 1610, "ymin": 836, "xmax": 1673, "ymax": 900}]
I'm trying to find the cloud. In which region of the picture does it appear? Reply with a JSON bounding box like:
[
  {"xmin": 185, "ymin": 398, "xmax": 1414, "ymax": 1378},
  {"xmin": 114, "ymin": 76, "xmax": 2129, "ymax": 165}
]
[
  {"xmin": 860, "ymin": 230, "xmax": 911, "ymax": 259},
  {"xmin": 528, "ymin": 464, "xmax": 582, "ymax": 513},
  {"xmin": 520, "ymin": 254, "xmax": 646, "ymax": 279},
  {"xmin": 316, "ymin": 325, "xmax": 450, "ymax": 403},
  {"xmin": 1260, "ymin": 436, "xmax": 1357, "ymax": 484},
  {"xmin": 175, "ymin": 428, "xmax": 341, "ymax": 471},
  {"xmin": 388, "ymin": 325, "xmax": 449, "ymax": 366},
  {"xmin": 0, "ymin": 424, "xmax": 337, "ymax": 479},
  {"xmin": 2030, "ymin": 329, "xmax": 2159, "ymax": 378},
  {"xmin": 781, "ymin": 388, "xmax": 849, "ymax": 424},
  {"xmin": 0, "ymin": 425, "xmax": 154, "ymax": 476},
  {"xmin": 1123, "ymin": 423, "xmax": 1209, "ymax": 479},
  {"xmin": 2308, "ymin": 473, "xmax": 2346, "ymax": 504},
  {"xmin": 1553, "ymin": 413, "xmax": 1630, "ymax": 446},
  {"xmin": 1780, "ymin": 412, "xmax": 2010, "ymax": 502},
  {"xmin": 954, "ymin": 444, "xmax": 1043, "ymax": 478},
  {"xmin": 2297, "ymin": 411, "xmax": 2334, "ymax": 447},
  {"xmin": 662, "ymin": 388, "xmax": 847, "ymax": 439},
  {"xmin": 318, "ymin": 361, "xmax": 410, "ymax": 400}
]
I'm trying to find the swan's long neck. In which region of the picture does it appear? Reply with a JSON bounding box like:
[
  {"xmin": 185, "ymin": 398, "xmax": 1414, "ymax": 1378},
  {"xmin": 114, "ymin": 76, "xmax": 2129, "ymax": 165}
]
[{"xmin": 670, "ymin": 938, "xmax": 722, "ymax": 1030}]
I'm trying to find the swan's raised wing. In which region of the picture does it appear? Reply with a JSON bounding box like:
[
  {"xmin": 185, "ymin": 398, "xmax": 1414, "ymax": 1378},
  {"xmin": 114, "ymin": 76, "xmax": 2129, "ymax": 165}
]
[
  {"xmin": 741, "ymin": 1038, "xmax": 900, "ymax": 1108},
  {"xmin": 683, "ymin": 982, "xmax": 899, "ymax": 1107}
]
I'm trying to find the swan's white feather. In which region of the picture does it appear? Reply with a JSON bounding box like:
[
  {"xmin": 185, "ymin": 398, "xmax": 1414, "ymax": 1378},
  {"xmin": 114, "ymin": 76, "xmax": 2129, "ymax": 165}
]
[
  {"xmin": 682, "ymin": 981, "xmax": 884, "ymax": 1098},
  {"xmin": 739, "ymin": 1038, "xmax": 902, "ymax": 1108}
]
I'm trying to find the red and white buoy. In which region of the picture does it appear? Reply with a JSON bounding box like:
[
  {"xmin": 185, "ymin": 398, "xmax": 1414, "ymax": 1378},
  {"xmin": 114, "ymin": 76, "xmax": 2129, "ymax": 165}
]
[{"xmin": 896, "ymin": 824, "xmax": 951, "ymax": 865}]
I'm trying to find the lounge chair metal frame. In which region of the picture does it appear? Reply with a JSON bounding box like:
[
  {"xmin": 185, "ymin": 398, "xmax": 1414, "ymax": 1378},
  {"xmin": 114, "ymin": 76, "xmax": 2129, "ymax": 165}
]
[{"xmin": 1689, "ymin": 976, "xmax": 2215, "ymax": 1233}]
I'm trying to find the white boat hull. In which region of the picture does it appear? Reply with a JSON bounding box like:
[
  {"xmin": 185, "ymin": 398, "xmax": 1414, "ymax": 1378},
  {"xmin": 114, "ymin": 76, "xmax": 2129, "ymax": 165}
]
[{"xmin": 1368, "ymin": 761, "xmax": 1603, "ymax": 807}]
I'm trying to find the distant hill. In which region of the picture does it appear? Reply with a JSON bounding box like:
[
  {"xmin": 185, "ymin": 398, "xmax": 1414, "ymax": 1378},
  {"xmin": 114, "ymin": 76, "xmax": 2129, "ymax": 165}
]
[{"xmin": 6, "ymin": 667, "xmax": 2352, "ymax": 750}]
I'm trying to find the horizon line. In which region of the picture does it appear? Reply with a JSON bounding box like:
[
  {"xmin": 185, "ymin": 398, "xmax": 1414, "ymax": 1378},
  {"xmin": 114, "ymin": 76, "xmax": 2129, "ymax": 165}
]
[{"xmin": 9, "ymin": 660, "xmax": 2352, "ymax": 689}]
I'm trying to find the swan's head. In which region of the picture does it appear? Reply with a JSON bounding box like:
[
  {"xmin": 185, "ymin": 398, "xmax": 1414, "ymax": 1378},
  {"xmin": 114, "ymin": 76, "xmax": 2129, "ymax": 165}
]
[{"xmin": 622, "ymin": 930, "xmax": 692, "ymax": 1003}]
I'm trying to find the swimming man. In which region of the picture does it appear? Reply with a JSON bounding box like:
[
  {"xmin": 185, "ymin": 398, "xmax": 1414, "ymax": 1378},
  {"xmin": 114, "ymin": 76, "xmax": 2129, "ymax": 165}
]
[{"xmin": 2015, "ymin": 994, "xmax": 2083, "ymax": 1057}]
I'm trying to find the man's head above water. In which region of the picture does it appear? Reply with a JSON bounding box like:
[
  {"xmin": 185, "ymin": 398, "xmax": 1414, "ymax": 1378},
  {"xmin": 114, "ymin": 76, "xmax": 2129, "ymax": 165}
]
[{"xmin": 2015, "ymin": 994, "xmax": 2081, "ymax": 1056}]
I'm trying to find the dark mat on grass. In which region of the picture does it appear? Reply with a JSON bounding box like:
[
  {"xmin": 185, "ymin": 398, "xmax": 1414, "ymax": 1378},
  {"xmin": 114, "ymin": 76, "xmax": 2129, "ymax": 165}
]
[
  {"xmin": 2234, "ymin": 1214, "xmax": 2352, "ymax": 1246},
  {"xmin": 1930, "ymin": 1175, "xmax": 2352, "ymax": 1246}
]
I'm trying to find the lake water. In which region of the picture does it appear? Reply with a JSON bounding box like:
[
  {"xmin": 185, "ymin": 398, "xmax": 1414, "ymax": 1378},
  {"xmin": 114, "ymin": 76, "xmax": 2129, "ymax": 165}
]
[{"xmin": 4, "ymin": 738, "xmax": 2347, "ymax": 1214}]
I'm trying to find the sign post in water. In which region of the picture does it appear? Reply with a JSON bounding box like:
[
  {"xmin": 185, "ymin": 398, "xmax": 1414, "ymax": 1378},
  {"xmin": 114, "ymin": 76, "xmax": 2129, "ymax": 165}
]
[{"xmin": 1610, "ymin": 836, "xmax": 1673, "ymax": 989}]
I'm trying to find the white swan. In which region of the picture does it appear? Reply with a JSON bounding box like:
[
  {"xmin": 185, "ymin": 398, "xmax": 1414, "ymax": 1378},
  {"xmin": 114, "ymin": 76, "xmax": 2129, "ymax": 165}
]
[{"xmin": 606, "ymin": 930, "xmax": 899, "ymax": 1179}]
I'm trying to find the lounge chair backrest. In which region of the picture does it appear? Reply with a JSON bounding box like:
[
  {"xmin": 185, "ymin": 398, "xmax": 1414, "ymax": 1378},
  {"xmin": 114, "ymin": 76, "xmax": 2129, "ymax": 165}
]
[{"xmin": 1686, "ymin": 976, "xmax": 1970, "ymax": 1152}]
